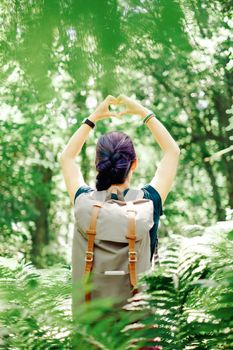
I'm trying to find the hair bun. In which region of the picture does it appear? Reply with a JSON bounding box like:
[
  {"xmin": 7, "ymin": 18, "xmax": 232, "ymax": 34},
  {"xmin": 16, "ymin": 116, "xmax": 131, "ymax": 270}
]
[
  {"xmin": 96, "ymin": 152, "xmax": 121, "ymax": 172},
  {"xmin": 96, "ymin": 159, "xmax": 112, "ymax": 172},
  {"xmin": 110, "ymin": 152, "xmax": 121, "ymax": 164},
  {"xmin": 95, "ymin": 131, "xmax": 136, "ymax": 191}
]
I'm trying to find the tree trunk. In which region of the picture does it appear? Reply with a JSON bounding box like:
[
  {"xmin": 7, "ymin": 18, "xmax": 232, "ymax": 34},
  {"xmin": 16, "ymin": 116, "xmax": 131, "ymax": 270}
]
[
  {"xmin": 31, "ymin": 165, "xmax": 53, "ymax": 266},
  {"xmin": 213, "ymin": 90, "xmax": 233, "ymax": 209},
  {"xmin": 202, "ymin": 159, "xmax": 225, "ymax": 220}
]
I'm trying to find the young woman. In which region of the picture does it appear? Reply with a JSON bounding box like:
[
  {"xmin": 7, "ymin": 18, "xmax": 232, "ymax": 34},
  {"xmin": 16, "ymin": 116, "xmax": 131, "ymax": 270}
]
[{"xmin": 60, "ymin": 94, "xmax": 180, "ymax": 263}]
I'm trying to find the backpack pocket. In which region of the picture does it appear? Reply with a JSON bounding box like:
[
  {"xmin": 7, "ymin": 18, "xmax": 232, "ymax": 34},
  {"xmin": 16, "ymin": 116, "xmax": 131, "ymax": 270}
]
[{"xmin": 91, "ymin": 270, "xmax": 132, "ymax": 306}]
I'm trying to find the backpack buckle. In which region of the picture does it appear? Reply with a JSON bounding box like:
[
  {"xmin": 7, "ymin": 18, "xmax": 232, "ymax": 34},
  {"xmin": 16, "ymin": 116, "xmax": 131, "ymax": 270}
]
[
  {"xmin": 93, "ymin": 202, "xmax": 102, "ymax": 208},
  {"xmin": 128, "ymin": 251, "xmax": 137, "ymax": 262},
  {"xmin": 85, "ymin": 251, "xmax": 94, "ymax": 262},
  {"xmin": 125, "ymin": 234, "xmax": 136, "ymax": 240},
  {"xmin": 86, "ymin": 229, "xmax": 96, "ymax": 235}
]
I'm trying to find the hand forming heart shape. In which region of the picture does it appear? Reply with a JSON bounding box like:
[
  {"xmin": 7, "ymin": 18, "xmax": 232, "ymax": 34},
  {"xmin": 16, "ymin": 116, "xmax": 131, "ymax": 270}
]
[
  {"xmin": 108, "ymin": 96, "xmax": 128, "ymax": 116},
  {"xmin": 90, "ymin": 95, "xmax": 128, "ymax": 121},
  {"xmin": 110, "ymin": 94, "xmax": 142, "ymax": 118},
  {"xmin": 90, "ymin": 94, "xmax": 145, "ymax": 122}
]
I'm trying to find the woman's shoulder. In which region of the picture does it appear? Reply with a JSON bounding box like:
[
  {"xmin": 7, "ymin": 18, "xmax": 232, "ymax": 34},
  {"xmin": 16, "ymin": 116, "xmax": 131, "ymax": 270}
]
[
  {"xmin": 141, "ymin": 184, "xmax": 163, "ymax": 216},
  {"xmin": 74, "ymin": 184, "xmax": 163, "ymax": 217},
  {"xmin": 74, "ymin": 185, "xmax": 94, "ymax": 203}
]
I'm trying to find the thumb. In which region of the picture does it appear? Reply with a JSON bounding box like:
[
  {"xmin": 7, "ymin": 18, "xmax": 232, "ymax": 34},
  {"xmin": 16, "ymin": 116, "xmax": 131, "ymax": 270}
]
[
  {"xmin": 117, "ymin": 109, "xmax": 129, "ymax": 117},
  {"xmin": 103, "ymin": 111, "xmax": 119, "ymax": 117}
]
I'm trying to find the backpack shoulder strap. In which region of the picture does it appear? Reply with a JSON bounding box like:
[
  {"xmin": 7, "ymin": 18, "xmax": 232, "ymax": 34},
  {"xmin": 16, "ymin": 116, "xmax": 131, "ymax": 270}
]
[
  {"xmin": 90, "ymin": 190, "xmax": 106, "ymax": 202},
  {"xmin": 124, "ymin": 189, "xmax": 144, "ymax": 201},
  {"xmin": 90, "ymin": 188, "xmax": 144, "ymax": 202}
]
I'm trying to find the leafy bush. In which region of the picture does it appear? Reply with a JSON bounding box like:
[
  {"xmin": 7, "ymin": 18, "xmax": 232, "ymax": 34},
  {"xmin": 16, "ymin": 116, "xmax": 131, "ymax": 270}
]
[
  {"xmin": 0, "ymin": 221, "xmax": 232, "ymax": 349},
  {"xmin": 139, "ymin": 220, "xmax": 233, "ymax": 349},
  {"xmin": 0, "ymin": 258, "xmax": 149, "ymax": 349}
]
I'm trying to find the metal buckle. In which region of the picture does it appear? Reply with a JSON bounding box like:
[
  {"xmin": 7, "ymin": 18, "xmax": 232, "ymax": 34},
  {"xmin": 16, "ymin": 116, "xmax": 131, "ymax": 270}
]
[
  {"xmin": 85, "ymin": 251, "xmax": 94, "ymax": 262},
  {"xmin": 86, "ymin": 229, "xmax": 96, "ymax": 235},
  {"xmin": 125, "ymin": 234, "xmax": 136, "ymax": 240},
  {"xmin": 128, "ymin": 251, "xmax": 137, "ymax": 262},
  {"xmin": 93, "ymin": 202, "xmax": 102, "ymax": 208}
]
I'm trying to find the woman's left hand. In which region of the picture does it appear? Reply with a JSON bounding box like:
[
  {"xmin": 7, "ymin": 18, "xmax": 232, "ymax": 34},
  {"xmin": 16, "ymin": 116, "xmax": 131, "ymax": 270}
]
[{"xmin": 89, "ymin": 95, "xmax": 119, "ymax": 122}]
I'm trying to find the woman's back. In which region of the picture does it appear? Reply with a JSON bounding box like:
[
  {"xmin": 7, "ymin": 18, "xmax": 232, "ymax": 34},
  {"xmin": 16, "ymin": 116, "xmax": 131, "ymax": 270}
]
[{"xmin": 74, "ymin": 184, "xmax": 163, "ymax": 261}]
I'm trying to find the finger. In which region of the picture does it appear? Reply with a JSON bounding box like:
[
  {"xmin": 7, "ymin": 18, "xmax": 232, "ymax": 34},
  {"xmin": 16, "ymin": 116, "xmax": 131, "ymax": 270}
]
[
  {"xmin": 105, "ymin": 95, "xmax": 118, "ymax": 105},
  {"xmin": 108, "ymin": 111, "xmax": 119, "ymax": 117},
  {"xmin": 116, "ymin": 94, "xmax": 126, "ymax": 104},
  {"xmin": 107, "ymin": 94, "xmax": 115, "ymax": 99},
  {"xmin": 117, "ymin": 109, "xmax": 129, "ymax": 116},
  {"xmin": 116, "ymin": 95, "xmax": 122, "ymax": 103},
  {"xmin": 100, "ymin": 112, "xmax": 118, "ymax": 118}
]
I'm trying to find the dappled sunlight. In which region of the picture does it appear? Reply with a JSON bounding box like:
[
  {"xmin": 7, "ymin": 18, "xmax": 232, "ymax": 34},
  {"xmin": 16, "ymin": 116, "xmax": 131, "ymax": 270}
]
[{"xmin": 0, "ymin": 0, "xmax": 232, "ymax": 348}]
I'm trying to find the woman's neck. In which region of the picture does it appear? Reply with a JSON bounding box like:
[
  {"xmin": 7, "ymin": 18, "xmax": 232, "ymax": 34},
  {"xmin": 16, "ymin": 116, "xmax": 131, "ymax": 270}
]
[{"xmin": 108, "ymin": 181, "xmax": 130, "ymax": 192}]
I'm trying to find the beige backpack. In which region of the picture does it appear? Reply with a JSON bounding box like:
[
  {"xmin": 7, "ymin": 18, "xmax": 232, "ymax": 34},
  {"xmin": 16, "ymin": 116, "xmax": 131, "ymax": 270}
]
[{"xmin": 72, "ymin": 186, "xmax": 154, "ymax": 314}]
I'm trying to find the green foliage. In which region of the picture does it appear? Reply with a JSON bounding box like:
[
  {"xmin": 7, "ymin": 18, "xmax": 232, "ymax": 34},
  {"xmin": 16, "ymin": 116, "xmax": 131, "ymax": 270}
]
[
  {"xmin": 1, "ymin": 0, "xmax": 232, "ymax": 264},
  {"xmin": 0, "ymin": 1, "xmax": 232, "ymax": 347},
  {"xmin": 0, "ymin": 221, "xmax": 232, "ymax": 349},
  {"xmin": 0, "ymin": 258, "xmax": 72, "ymax": 348},
  {"xmin": 137, "ymin": 221, "xmax": 233, "ymax": 349},
  {"xmin": 0, "ymin": 257, "xmax": 150, "ymax": 349}
]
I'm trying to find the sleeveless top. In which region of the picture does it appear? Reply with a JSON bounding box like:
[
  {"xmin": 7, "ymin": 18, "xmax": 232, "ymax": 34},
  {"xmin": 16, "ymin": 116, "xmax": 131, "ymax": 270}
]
[{"xmin": 74, "ymin": 184, "xmax": 163, "ymax": 261}]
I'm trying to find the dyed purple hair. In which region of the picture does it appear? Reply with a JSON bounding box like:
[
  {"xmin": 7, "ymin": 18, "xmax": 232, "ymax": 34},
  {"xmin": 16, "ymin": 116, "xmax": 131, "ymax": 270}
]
[{"xmin": 95, "ymin": 131, "xmax": 137, "ymax": 191}]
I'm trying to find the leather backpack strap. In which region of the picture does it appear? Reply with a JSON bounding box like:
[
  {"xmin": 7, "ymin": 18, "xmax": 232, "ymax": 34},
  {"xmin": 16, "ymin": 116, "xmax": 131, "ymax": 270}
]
[
  {"xmin": 92, "ymin": 188, "xmax": 144, "ymax": 202},
  {"xmin": 91, "ymin": 188, "xmax": 126, "ymax": 202},
  {"xmin": 105, "ymin": 187, "xmax": 125, "ymax": 201},
  {"xmin": 84, "ymin": 201, "xmax": 103, "ymax": 302},
  {"xmin": 125, "ymin": 201, "xmax": 138, "ymax": 296}
]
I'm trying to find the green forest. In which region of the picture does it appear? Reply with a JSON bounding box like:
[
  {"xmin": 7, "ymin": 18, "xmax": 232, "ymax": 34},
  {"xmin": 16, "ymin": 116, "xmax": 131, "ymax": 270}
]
[{"xmin": 0, "ymin": 0, "xmax": 232, "ymax": 349}]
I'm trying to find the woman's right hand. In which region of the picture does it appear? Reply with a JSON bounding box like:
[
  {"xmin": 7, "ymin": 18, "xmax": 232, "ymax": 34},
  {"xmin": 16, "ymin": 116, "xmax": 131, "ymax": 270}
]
[{"xmin": 116, "ymin": 94, "xmax": 151, "ymax": 118}]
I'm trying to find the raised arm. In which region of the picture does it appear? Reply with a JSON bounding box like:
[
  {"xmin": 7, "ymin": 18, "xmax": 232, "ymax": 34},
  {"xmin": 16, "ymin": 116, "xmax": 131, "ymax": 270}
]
[
  {"xmin": 59, "ymin": 95, "xmax": 118, "ymax": 205},
  {"xmin": 117, "ymin": 95, "xmax": 180, "ymax": 205},
  {"xmin": 140, "ymin": 109, "xmax": 180, "ymax": 205}
]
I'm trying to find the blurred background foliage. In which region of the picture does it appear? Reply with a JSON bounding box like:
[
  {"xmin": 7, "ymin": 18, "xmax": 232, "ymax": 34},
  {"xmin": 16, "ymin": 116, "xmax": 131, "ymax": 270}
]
[
  {"xmin": 0, "ymin": 0, "xmax": 232, "ymax": 348},
  {"xmin": 0, "ymin": 0, "xmax": 232, "ymax": 267}
]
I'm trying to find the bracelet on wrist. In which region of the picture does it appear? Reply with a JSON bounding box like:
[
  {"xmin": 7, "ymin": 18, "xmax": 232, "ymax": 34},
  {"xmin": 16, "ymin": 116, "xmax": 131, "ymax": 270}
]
[
  {"xmin": 143, "ymin": 112, "xmax": 155, "ymax": 124},
  {"xmin": 82, "ymin": 118, "xmax": 96, "ymax": 129}
]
